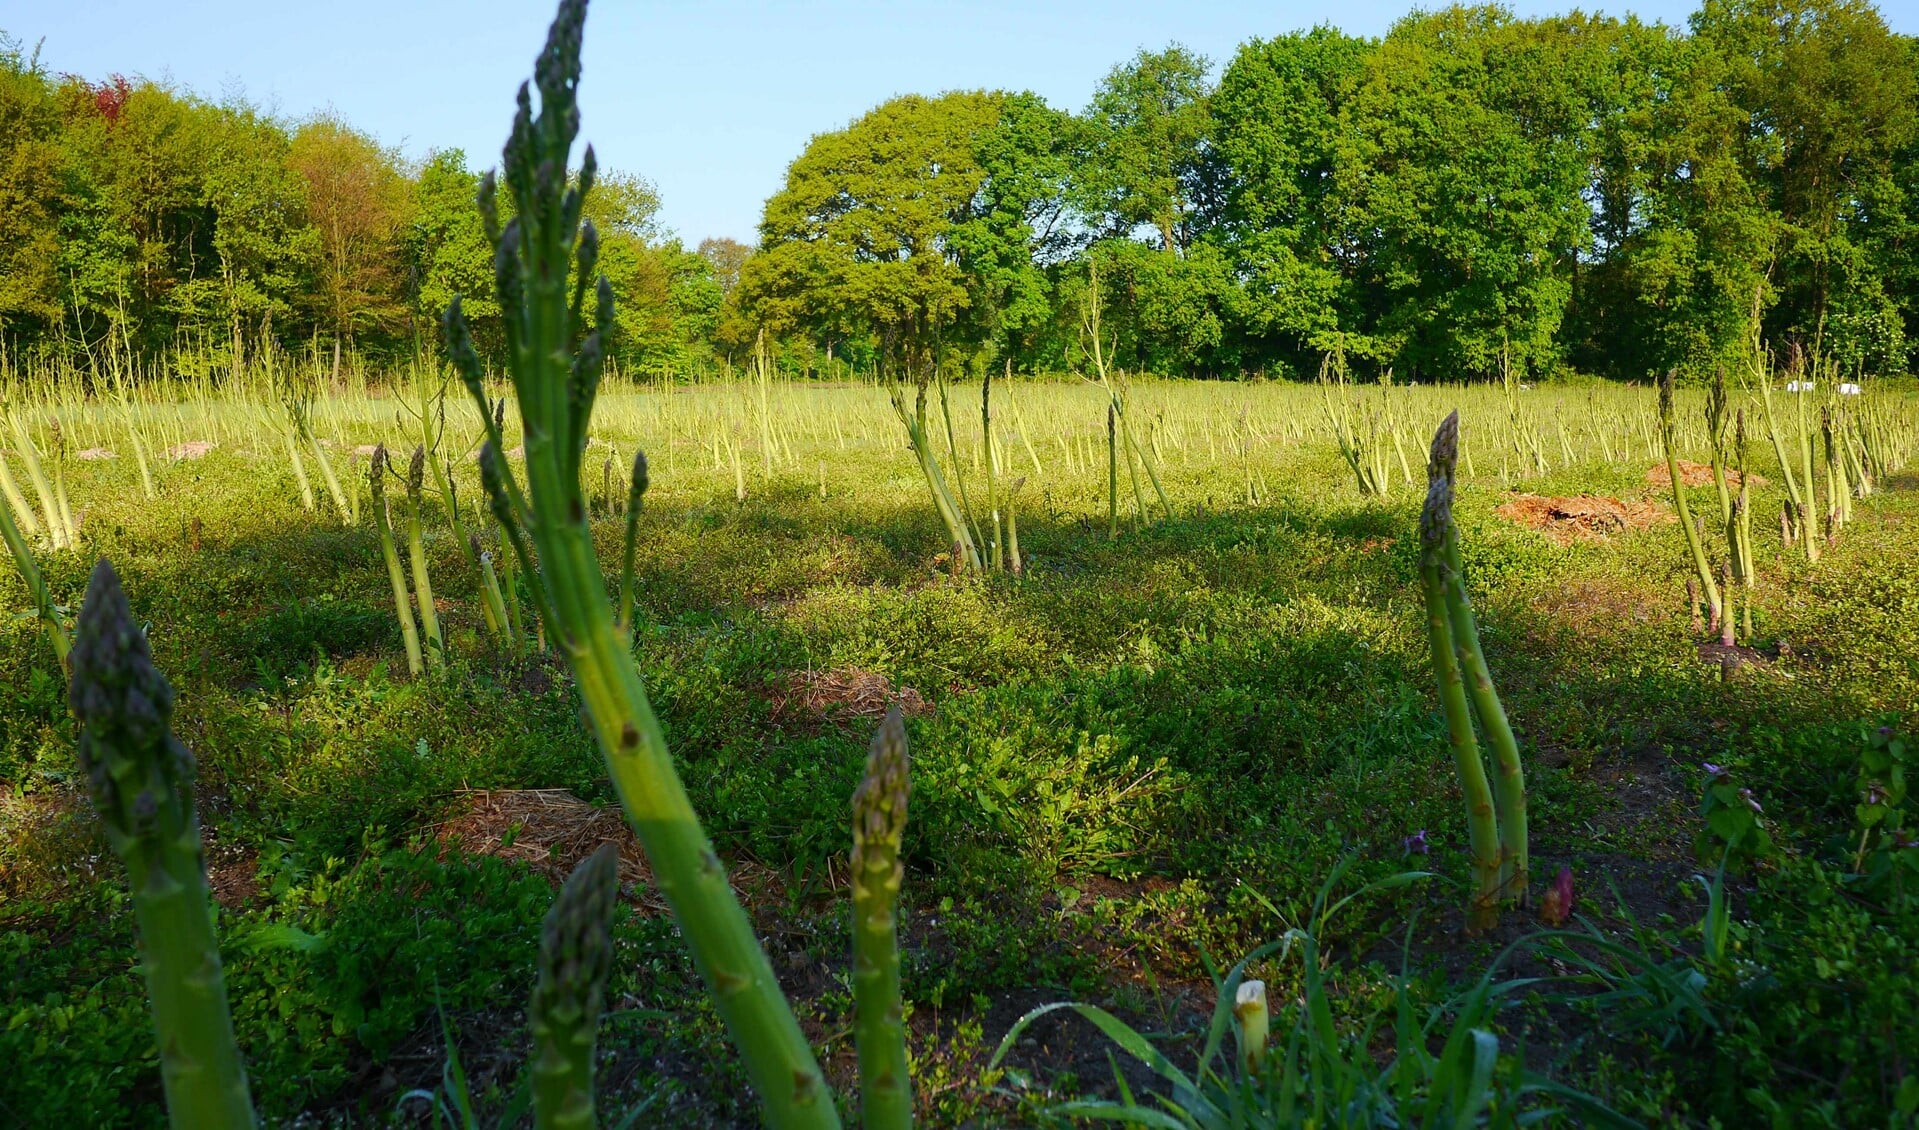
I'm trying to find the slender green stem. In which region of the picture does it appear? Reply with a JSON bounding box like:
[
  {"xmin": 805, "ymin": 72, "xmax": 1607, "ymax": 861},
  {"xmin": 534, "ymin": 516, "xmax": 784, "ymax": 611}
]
[
  {"xmin": 0, "ymin": 449, "xmax": 42, "ymax": 538},
  {"xmin": 301, "ymin": 421, "xmax": 351, "ymax": 521},
  {"xmin": 1005, "ymin": 477, "xmax": 1025, "ymax": 575},
  {"xmin": 49, "ymin": 426, "xmax": 77, "ymax": 545},
  {"xmin": 477, "ymin": 539, "xmax": 515, "ymax": 649},
  {"xmin": 0, "ymin": 485, "xmax": 68, "ymax": 667},
  {"xmin": 1797, "ymin": 384, "xmax": 1821, "ymax": 561},
  {"xmin": 1107, "ymin": 401, "xmax": 1119, "ymax": 538},
  {"xmin": 983, "ymin": 367, "xmax": 1000, "ymax": 569},
  {"xmin": 280, "ymin": 422, "xmax": 315, "ymax": 514},
  {"xmin": 370, "ymin": 452, "xmax": 424, "ymax": 678},
  {"xmin": 1660, "ymin": 373, "xmax": 1721, "ymax": 624},
  {"xmin": 618, "ymin": 449, "xmax": 646, "ymax": 634},
  {"xmin": 1441, "ymin": 526, "xmax": 1526, "ymax": 904},
  {"xmin": 10, "ymin": 412, "xmax": 65, "ymax": 547},
  {"xmin": 1421, "ymin": 520, "xmax": 1501, "ymax": 932},
  {"xmin": 127, "ymin": 411, "xmax": 157, "ymax": 500},
  {"xmin": 403, "ymin": 447, "xmax": 444, "ymax": 667},
  {"xmin": 934, "ymin": 374, "xmax": 983, "ymax": 556}
]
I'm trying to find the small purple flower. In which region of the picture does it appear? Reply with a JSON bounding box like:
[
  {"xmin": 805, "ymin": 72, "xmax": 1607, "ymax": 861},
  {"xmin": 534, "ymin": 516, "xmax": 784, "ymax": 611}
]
[
  {"xmin": 1403, "ymin": 829, "xmax": 1430, "ymax": 856},
  {"xmin": 1554, "ymin": 865, "xmax": 1574, "ymax": 916},
  {"xmin": 1703, "ymin": 762, "xmax": 1726, "ymax": 778},
  {"xmin": 1739, "ymin": 788, "xmax": 1764, "ymax": 815}
]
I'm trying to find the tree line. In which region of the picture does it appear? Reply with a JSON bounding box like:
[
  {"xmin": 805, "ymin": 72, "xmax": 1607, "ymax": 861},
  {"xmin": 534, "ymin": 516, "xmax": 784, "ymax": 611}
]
[
  {"xmin": 3, "ymin": 0, "xmax": 1916, "ymax": 385},
  {"xmin": 0, "ymin": 41, "xmax": 724, "ymax": 381}
]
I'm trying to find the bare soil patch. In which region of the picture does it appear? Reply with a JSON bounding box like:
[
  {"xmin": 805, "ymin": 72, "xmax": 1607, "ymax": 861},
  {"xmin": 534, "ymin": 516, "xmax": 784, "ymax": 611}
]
[
  {"xmin": 1645, "ymin": 459, "xmax": 1766, "ymax": 490},
  {"xmin": 1496, "ymin": 493, "xmax": 1667, "ymax": 541}
]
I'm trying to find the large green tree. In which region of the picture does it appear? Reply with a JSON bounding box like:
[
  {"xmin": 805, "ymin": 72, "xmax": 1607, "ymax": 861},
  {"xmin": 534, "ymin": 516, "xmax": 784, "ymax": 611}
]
[
  {"xmin": 287, "ymin": 115, "xmax": 411, "ymax": 379},
  {"xmin": 1693, "ymin": 0, "xmax": 1916, "ymax": 371},
  {"xmin": 1209, "ymin": 25, "xmax": 1371, "ymax": 369},
  {"xmin": 407, "ymin": 149, "xmax": 495, "ymax": 352},
  {"xmin": 742, "ymin": 91, "xmax": 1005, "ymax": 377},
  {"xmin": 0, "ymin": 36, "xmax": 63, "ymax": 346},
  {"xmin": 195, "ymin": 104, "xmax": 316, "ymax": 373},
  {"xmin": 1081, "ymin": 46, "xmax": 1213, "ymax": 254}
]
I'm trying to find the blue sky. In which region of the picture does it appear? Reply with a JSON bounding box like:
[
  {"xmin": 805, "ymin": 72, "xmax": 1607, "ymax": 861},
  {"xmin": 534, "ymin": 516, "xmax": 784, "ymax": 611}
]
[{"xmin": 10, "ymin": 1, "xmax": 1914, "ymax": 245}]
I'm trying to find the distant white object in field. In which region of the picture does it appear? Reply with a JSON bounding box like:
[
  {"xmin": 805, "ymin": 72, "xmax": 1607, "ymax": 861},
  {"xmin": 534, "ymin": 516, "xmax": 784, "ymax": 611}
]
[
  {"xmin": 75, "ymin": 448, "xmax": 117, "ymax": 460},
  {"xmin": 165, "ymin": 440, "xmax": 216, "ymax": 461},
  {"xmin": 1839, "ymin": 382, "xmax": 1863, "ymax": 396},
  {"xmin": 1785, "ymin": 380, "xmax": 1815, "ymax": 392},
  {"xmin": 1519, "ymin": 382, "xmax": 1532, "ymax": 390}
]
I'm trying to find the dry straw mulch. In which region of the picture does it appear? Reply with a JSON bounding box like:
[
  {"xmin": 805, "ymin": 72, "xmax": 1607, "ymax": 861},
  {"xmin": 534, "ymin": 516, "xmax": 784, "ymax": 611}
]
[
  {"xmin": 428, "ymin": 788, "xmax": 787, "ymax": 912},
  {"xmin": 1496, "ymin": 493, "xmax": 1668, "ymax": 542},
  {"xmin": 1645, "ymin": 459, "xmax": 1767, "ymax": 490},
  {"xmin": 770, "ymin": 667, "xmax": 931, "ymax": 723}
]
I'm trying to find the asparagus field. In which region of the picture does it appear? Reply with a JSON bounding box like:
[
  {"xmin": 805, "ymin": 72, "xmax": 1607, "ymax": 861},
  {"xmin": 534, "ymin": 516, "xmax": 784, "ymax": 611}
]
[
  {"xmin": 6, "ymin": 2, "xmax": 1919, "ymax": 1127},
  {"xmin": 4, "ymin": 358, "xmax": 1918, "ymax": 1126}
]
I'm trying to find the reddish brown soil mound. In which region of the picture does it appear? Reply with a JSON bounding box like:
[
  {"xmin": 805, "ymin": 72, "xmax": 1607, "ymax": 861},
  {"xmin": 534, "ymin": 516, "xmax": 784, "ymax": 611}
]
[
  {"xmin": 1496, "ymin": 493, "xmax": 1668, "ymax": 541},
  {"xmin": 772, "ymin": 667, "xmax": 931, "ymax": 722},
  {"xmin": 1646, "ymin": 460, "xmax": 1766, "ymax": 490}
]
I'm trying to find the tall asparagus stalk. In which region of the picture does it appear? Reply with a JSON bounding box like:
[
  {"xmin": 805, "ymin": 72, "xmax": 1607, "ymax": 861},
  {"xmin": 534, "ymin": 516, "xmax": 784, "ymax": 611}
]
[
  {"xmin": 1432, "ymin": 413, "xmax": 1528, "ymax": 906},
  {"xmin": 442, "ymin": 4, "xmax": 838, "ymax": 1123},
  {"xmin": 528, "ymin": 843, "xmax": 619, "ymax": 1130},
  {"xmin": 851, "ymin": 707, "xmax": 912, "ymax": 1130},
  {"xmin": 1419, "ymin": 417, "xmax": 1502, "ymax": 932},
  {"xmin": 369, "ymin": 447, "xmax": 425, "ymax": 677},
  {"xmin": 10, "ymin": 412, "xmax": 68, "ymax": 548},
  {"xmin": 403, "ymin": 445, "xmax": 445, "ymax": 667},
  {"xmin": 0, "ymin": 481, "xmax": 69, "ymax": 667},
  {"xmin": 48, "ymin": 419, "xmax": 78, "ymax": 545},
  {"xmin": 0, "ymin": 446, "xmax": 42, "ymax": 539},
  {"xmin": 617, "ymin": 449, "xmax": 647, "ymax": 635},
  {"xmin": 1751, "ymin": 352, "xmax": 1808, "ymax": 547},
  {"xmin": 70, "ymin": 560, "xmax": 256, "ymax": 1130},
  {"xmin": 1659, "ymin": 372, "xmax": 1722, "ymax": 631}
]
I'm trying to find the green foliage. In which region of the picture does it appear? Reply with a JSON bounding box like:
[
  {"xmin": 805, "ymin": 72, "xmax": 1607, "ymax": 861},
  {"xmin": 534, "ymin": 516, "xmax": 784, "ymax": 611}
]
[
  {"xmin": 990, "ymin": 864, "xmax": 1631, "ymax": 1129},
  {"xmin": 743, "ymin": 91, "xmax": 1007, "ymax": 377},
  {"xmin": 1696, "ymin": 764, "xmax": 1776, "ymax": 866},
  {"xmin": 1081, "ymin": 45, "xmax": 1213, "ymax": 254}
]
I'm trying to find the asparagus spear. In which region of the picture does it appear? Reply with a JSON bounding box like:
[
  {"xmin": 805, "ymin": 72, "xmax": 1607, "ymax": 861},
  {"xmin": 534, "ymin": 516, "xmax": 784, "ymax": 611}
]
[
  {"xmin": 403, "ymin": 445, "xmax": 445, "ymax": 667},
  {"xmin": 529, "ymin": 843, "xmax": 619, "ymax": 1130},
  {"xmin": 369, "ymin": 447, "xmax": 425, "ymax": 677},
  {"xmin": 1430, "ymin": 412, "xmax": 1528, "ymax": 906},
  {"xmin": 851, "ymin": 706, "xmax": 912, "ymax": 1129},
  {"xmin": 443, "ymin": 4, "xmax": 837, "ymax": 1123},
  {"xmin": 70, "ymin": 560, "xmax": 256, "ymax": 1130},
  {"xmin": 1419, "ymin": 426, "xmax": 1502, "ymax": 932},
  {"xmin": 1659, "ymin": 371, "xmax": 1722, "ymax": 629}
]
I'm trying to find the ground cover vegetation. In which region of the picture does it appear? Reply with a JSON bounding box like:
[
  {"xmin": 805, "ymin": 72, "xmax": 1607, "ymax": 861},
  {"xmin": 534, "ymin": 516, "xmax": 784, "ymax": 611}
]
[{"xmin": 4, "ymin": 0, "xmax": 1919, "ymax": 1127}]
